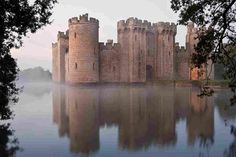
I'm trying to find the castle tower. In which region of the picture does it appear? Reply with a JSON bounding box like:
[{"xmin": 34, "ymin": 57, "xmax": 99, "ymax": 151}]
[
  {"xmin": 67, "ymin": 14, "xmax": 99, "ymax": 84},
  {"xmin": 186, "ymin": 22, "xmax": 196, "ymax": 54},
  {"xmin": 52, "ymin": 42, "xmax": 58, "ymax": 82},
  {"xmin": 154, "ymin": 22, "xmax": 177, "ymax": 80},
  {"xmin": 52, "ymin": 31, "xmax": 69, "ymax": 83},
  {"xmin": 117, "ymin": 20, "xmax": 130, "ymax": 82},
  {"xmin": 186, "ymin": 22, "xmax": 214, "ymax": 80},
  {"xmin": 186, "ymin": 22, "xmax": 200, "ymax": 80},
  {"xmin": 118, "ymin": 18, "xmax": 149, "ymax": 83}
]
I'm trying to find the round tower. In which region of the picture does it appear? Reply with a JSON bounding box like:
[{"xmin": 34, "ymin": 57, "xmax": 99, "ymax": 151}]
[{"xmin": 67, "ymin": 13, "xmax": 99, "ymax": 84}]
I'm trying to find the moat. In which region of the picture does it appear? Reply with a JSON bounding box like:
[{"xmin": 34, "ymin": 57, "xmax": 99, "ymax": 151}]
[{"xmin": 11, "ymin": 83, "xmax": 236, "ymax": 157}]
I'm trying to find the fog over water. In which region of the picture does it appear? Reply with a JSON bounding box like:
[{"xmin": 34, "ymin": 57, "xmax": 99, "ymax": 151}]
[{"xmin": 9, "ymin": 83, "xmax": 236, "ymax": 157}]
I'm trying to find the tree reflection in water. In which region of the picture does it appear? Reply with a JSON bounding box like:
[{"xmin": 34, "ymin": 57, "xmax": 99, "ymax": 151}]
[
  {"xmin": 0, "ymin": 95, "xmax": 21, "ymax": 157},
  {"xmin": 223, "ymin": 126, "xmax": 236, "ymax": 157},
  {"xmin": 0, "ymin": 123, "xmax": 21, "ymax": 157}
]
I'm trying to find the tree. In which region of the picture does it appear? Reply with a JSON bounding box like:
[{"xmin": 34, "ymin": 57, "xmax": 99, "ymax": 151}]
[
  {"xmin": 0, "ymin": 0, "xmax": 57, "ymax": 120},
  {"xmin": 0, "ymin": 123, "xmax": 21, "ymax": 157},
  {"xmin": 171, "ymin": 0, "xmax": 236, "ymax": 105}
]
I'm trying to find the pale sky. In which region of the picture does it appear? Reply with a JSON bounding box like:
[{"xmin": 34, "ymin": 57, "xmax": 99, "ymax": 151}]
[{"xmin": 12, "ymin": 0, "xmax": 186, "ymax": 72}]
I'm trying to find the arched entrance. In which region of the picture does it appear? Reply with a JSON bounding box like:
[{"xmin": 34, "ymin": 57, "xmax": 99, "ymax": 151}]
[{"xmin": 146, "ymin": 65, "xmax": 153, "ymax": 81}]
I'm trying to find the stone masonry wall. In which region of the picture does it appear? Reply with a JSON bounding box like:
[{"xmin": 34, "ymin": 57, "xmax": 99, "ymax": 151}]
[
  {"xmin": 117, "ymin": 18, "xmax": 152, "ymax": 83},
  {"xmin": 175, "ymin": 43, "xmax": 190, "ymax": 80},
  {"xmin": 67, "ymin": 14, "xmax": 99, "ymax": 83},
  {"xmin": 52, "ymin": 42, "xmax": 58, "ymax": 82},
  {"xmin": 52, "ymin": 31, "xmax": 69, "ymax": 83},
  {"xmin": 99, "ymin": 40, "xmax": 120, "ymax": 82},
  {"xmin": 154, "ymin": 22, "xmax": 177, "ymax": 80},
  {"xmin": 57, "ymin": 31, "xmax": 69, "ymax": 83},
  {"xmin": 186, "ymin": 22, "xmax": 200, "ymax": 80},
  {"xmin": 146, "ymin": 31, "xmax": 155, "ymax": 81},
  {"xmin": 52, "ymin": 14, "xmax": 214, "ymax": 84}
]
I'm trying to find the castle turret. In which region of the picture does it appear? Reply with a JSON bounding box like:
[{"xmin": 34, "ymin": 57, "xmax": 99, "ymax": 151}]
[
  {"xmin": 67, "ymin": 14, "xmax": 99, "ymax": 83},
  {"xmin": 186, "ymin": 22, "xmax": 201, "ymax": 80},
  {"xmin": 52, "ymin": 31, "xmax": 69, "ymax": 83},
  {"xmin": 154, "ymin": 22, "xmax": 177, "ymax": 80},
  {"xmin": 186, "ymin": 22, "xmax": 197, "ymax": 55},
  {"xmin": 118, "ymin": 18, "xmax": 152, "ymax": 82},
  {"xmin": 52, "ymin": 42, "xmax": 58, "ymax": 82}
]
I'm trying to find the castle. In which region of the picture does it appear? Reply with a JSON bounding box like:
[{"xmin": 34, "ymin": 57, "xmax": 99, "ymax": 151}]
[{"xmin": 52, "ymin": 13, "xmax": 214, "ymax": 84}]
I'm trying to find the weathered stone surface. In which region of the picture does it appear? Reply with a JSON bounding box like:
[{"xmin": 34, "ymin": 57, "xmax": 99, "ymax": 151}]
[{"xmin": 52, "ymin": 14, "xmax": 214, "ymax": 84}]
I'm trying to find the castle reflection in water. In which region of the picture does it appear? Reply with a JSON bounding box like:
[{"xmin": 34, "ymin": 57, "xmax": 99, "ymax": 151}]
[{"xmin": 52, "ymin": 85, "xmax": 215, "ymax": 155}]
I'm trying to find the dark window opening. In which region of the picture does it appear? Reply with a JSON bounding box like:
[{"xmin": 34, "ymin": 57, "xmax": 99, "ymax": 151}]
[
  {"xmin": 138, "ymin": 62, "xmax": 141, "ymax": 79},
  {"xmin": 74, "ymin": 32, "xmax": 76, "ymax": 38},
  {"xmin": 93, "ymin": 63, "xmax": 95, "ymax": 70},
  {"xmin": 75, "ymin": 63, "xmax": 77, "ymax": 69},
  {"xmin": 66, "ymin": 48, "xmax": 68, "ymax": 53},
  {"xmin": 113, "ymin": 66, "xmax": 116, "ymax": 72}
]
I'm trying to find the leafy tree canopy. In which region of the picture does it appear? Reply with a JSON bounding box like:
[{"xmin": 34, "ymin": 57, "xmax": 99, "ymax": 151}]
[
  {"xmin": 0, "ymin": 0, "xmax": 57, "ymax": 120},
  {"xmin": 171, "ymin": 0, "xmax": 236, "ymax": 105}
]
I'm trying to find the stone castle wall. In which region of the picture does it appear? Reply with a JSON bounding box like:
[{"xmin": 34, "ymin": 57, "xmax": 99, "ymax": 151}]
[
  {"xmin": 52, "ymin": 13, "xmax": 213, "ymax": 84},
  {"xmin": 99, "ymin": 40, "xmax": 120, "ymax": 82},
  {"xmin": 175, "ymin": 43, "xmax": 190, "ymax": 80}
]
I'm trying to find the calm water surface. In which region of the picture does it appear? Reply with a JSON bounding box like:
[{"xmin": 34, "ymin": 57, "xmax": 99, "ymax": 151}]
[{"xmin": 11, "ymin": 83, "xmax": 236, "ymax": 157}]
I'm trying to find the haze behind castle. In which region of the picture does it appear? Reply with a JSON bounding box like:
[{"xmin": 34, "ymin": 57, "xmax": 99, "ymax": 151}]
[{"xmin": 11, "ymin": 0, "xmax": 186, "ymax": 72}]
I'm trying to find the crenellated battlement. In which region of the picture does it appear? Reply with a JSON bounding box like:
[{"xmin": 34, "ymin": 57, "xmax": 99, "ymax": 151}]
[
  {"xmin": 52, "ymin": 13, "xmax": 199, "ymax": 83},
  {"xmin": 118, "ymin": 17, "xmax": 176, "ymax": 35},
  {"xmin": 99, "ymin": 40, "xmax": 120, "ymax": 51},
  {"xmin": 117, "ymin": 17, "xmax": 152, "ymax": 31},
  {"xmin": 175, "ymin": 42, "xmax": 186, "ymax": 53},
  {"xmin": 57, "ymin": 31, "xmax": 68, "ymax": 40},
  {"xmin": 68, "ymin": 13, "xmax": 99, "ymax": 26},
  {"xmin": 52, "ymin": 42, "xmax": 58, "ymax": 48},
  {"xmin": 153, "ymin": 22, "xmax": 177, "ymax": 34}
]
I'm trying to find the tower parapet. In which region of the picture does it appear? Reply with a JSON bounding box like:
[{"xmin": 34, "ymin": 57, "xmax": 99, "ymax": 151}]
[
  {"xmin": 52, "ymin": 42, "xmax": 58, "ymax": 48},
  {"xmin": 68, "ymin": 13, "xmax": 99, "ymax": 26},
  {"xmin": 117, "ymin": 17, "xmax": 152, "ymax": 32},
  {"xmin": 99, "ymin": 40, "xmax": 120, "ymax": 51},
  {"xmin": 153, "ymin": 22, "xmax": 177, "ymax": 35},
  {"xmin": 57, "ymin": 31, "xmax": 69, "ymax": 40}
]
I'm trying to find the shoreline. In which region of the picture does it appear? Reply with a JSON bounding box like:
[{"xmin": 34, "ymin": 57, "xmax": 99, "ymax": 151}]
[{"xmin": 52, "ymin": 80, "xmax": 229, "ymax": 88}]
